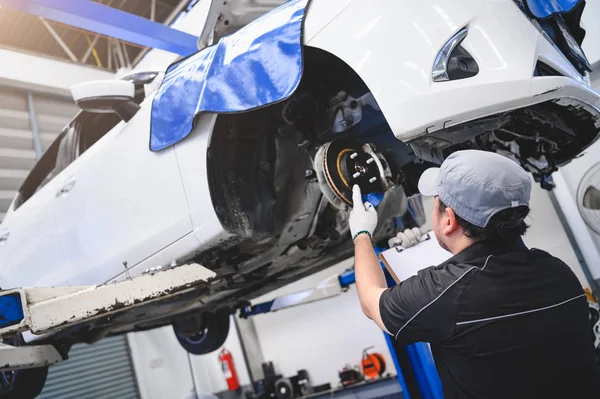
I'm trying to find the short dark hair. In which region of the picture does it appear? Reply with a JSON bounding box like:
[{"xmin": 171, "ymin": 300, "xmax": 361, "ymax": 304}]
[{"xmin": 437, "ymin": 199, "xmax": 529, "ymax": 241}]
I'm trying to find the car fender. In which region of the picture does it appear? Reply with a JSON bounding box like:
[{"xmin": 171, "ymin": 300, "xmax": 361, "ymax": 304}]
[
  {"xmin": 150, "ymin": 0, "xmax": 352, "ymax": 152},
  {"xmin": 306, "ymin": 0, "xmax": 595, "ymax": 142}
]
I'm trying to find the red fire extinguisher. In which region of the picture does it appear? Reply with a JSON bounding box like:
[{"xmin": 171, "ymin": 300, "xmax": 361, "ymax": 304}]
[{"xmin": 219, "ymin": 348, "xmax": 240, "ymax": 391}]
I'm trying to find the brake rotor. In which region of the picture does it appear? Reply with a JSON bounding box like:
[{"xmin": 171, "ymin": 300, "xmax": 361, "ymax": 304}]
[{"xmin": 321, "ymin": 139, "xmax": 388, "ymax": 207}]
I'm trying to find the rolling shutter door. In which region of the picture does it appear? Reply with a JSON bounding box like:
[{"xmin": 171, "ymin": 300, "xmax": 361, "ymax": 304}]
[{"xmin": 37, "ymin": 335, "xmax": 140, "ymax": 399}]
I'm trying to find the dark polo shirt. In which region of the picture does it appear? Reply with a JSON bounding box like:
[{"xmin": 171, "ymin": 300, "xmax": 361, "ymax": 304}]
[{"xmin": 379, "ymin": 238, "xmax": 600, "ymax": 398}]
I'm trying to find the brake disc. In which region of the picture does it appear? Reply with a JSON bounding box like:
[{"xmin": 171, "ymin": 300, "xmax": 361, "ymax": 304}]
[{"xmin": 315, "ymin": 138, "xmax": 390, "ymax": 209}]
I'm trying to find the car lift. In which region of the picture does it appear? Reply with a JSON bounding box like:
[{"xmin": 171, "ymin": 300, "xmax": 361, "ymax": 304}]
[
  {"xmin": 239, "ymin": 246, "xmax": 444, "ymax": 399},
  {"xmin": 0, "ymin": 263, "xmax": 216, "ymax": 371}
]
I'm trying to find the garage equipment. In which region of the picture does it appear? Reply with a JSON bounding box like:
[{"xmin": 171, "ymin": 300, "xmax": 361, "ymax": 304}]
[
  {"xmin": 239, "ymin": 250, "xmax": 441, "ymax": 399},
  {"xmin": 339, "ymin": 365, "xmax": 363, "ymax": 386},
  {"xmin": 0, "ymin": 262, "xmax": 215, "ymax": 370},
  {"xmin": 361, "ymin": 347, "xmax": 386, "ymax": 379}
]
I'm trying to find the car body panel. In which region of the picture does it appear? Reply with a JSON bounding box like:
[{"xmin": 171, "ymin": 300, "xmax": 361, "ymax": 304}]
[
  {"xmin": 152, "ymin": 0, "xmax": 598, "ymax": 152},
  {"xmin": 173, "ymin": 113, "xmax": 233, "ymax": 249},
  {"xmin": 0, "ymin": 179, "xmax": 66, "ymax": 287},
  {"xmin": 306, "ymin": 0, "xmax": 599, "ymax": 143},
  {"xmin": 50, "ymin": 102, "xmax": 193, "ymax": 286},
  {"xmin": 150, "ymin": 0, "xmax": 308, "ymax": 151}
]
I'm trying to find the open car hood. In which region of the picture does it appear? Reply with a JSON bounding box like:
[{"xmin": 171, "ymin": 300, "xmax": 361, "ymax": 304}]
[{"xmin": 198, "ymin": 0, "xmax": 288, "ymax": 51}]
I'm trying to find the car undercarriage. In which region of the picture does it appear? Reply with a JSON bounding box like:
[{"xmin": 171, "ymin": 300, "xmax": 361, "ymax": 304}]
[{"xmin": 66, "ymin": 46, "xmax": 600, "ymax": 347}]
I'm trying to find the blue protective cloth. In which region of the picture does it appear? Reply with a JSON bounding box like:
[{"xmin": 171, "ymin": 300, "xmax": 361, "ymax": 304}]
[
  {"xmin": 526, "ymin": 0, "xmax": 582, "ymax": 18},
  {"xmin": 150, "ymin": 0, "xmax": 309, "ymax": 151}
]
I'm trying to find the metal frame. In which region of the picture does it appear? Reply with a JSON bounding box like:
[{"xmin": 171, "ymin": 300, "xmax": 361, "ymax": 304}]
[
  {"xmin": 0, "ymin": 343, "xmax": 63, "ymax": 371},
  {"xmin": 26, "ymin": 92, "xmax": 43, "ymax": 160},
  {"xmin": 239, "ymin": 271, "xmax": 355, "ymax": 318},
  {"xmin": 39, "ymin": 17, "xmax": 78, "ymax": 62},
  {"xmin": 132, "ymin": 0, "xmax": 192, "ymax": 65},
  {"xmin": 0, "ymin": 0, "xmax": 198, "ymax": 56},
  {"xmin": 0, "ymin": 262, "xmax": 215, "ymax": 370},
  {"xmin": 81, "ymin": 34, "xmax": 100, "ymax": 64}
]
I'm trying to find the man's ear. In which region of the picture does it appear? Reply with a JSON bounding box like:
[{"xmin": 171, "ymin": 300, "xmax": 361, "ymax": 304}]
[{"xmin": 442, "ymin": 206, "xmax": 462, "ymax": 236}]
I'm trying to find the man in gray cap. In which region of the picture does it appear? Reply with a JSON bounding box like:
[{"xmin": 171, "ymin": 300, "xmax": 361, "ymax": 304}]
[{"xmin": 350, "ymin": 150, "xmax": 599, "ymax": 398}]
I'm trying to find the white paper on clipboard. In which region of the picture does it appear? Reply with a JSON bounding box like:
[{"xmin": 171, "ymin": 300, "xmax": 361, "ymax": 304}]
[{"xmin": 379, "ymin": 232, "xmax": 452, "ymax": 283}]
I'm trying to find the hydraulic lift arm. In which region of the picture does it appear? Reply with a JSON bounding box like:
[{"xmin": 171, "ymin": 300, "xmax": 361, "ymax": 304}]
[{"xmin": 0, "ymin": 263, "xmax": 216, "ymax": 370}]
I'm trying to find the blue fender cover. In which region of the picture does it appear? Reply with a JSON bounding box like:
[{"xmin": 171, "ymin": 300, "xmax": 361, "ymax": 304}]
[
  {"xmin": 150, "ymin": 0, "xmax": 310, "ymax": 151},
  {"xmin": 524, "ymin": 0, "xmax": 590, "ymax": 73},
  {"xmin": 525, "ymin": 0, "xmax": 582, "ymax": 19}
]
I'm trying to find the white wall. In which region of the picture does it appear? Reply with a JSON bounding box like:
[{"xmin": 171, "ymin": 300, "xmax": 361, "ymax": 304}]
[
  {"xmin": 582, "ymin": 0, "xmax": 600, "ymax": 66},
  {"xmin": 523, "ymin": 184, "xmax": 590, "ymax": 287},
  {"xmin": 128, "ymin": 318, "xmax": 251, "ymax": 399},
  {"xmin": 251, "ymin": 259, "xmax": 397, "ymax": 388},
  {"xmin": 128, "ymin": 327, "xmax": 197, "ymax": 399}
]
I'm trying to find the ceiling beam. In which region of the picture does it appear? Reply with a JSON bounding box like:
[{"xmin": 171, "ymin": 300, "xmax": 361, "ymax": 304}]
[
  {"xmin": 132, "ymin": 0, "xmax": 191, "ymax": 65},
  {"xmin": 39, "ymin": 18, "xmax": 78, "ymax": 62},
  {"xmin": 0, "ymin": 0, "xmax": 198, "ymax": 56},
  {"xmin": 81, "ymin": 34, "xmax": 100, "ymax": 64}
]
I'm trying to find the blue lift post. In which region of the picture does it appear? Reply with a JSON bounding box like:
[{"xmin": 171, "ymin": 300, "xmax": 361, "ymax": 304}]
[
  {"xmin": 0, "ymin": 0, "xmax": 199, "ymax": 56},
  {"xmin": 374, "ymin": 247, "xmax": 444, "ymax": 399}
]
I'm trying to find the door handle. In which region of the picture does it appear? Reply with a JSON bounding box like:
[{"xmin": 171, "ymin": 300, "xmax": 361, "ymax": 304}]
[
  {"xmin": 56, "ymin": 179, "xmax": 76, "ymax": 198},
  {"xmin": 0, "ymin": 231, "xmax": 9, "ymax": 244}
]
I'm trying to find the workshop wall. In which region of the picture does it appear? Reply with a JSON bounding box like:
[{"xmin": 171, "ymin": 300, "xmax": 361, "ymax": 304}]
[
  {"xmin": 128, "ymin": 318, "xmax": 251, "ymax": 399},
  {"xmin": 554, "ymin": 141, "xmax": 600, "ymax": 281},
  {"xmin": 523, "ymin": 184, "xmax": 589, "ymax": 288},
  {"xmin": 251, "ymin": 259, "xmax": 397, "ymax": 388}
]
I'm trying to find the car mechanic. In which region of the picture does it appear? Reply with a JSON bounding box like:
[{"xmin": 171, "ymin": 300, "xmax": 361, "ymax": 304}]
[{"xmin": 350, "ymin": 149, "xmax": 600, "ymax": 398}]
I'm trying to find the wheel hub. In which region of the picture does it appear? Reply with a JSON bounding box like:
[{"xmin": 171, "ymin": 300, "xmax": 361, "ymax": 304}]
[{"xmin": 315, "ymin": 139, "xmax": 390, "ymax": 209}]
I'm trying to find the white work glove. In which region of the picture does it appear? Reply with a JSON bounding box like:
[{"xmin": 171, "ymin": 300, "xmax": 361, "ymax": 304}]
[
  {"xmin": 349, "ymin": 185, "xmax": 378, "ymax": 242},
  {"xmin": 388, "ymin": 227, "xmax": 422, "ymax": 249}
]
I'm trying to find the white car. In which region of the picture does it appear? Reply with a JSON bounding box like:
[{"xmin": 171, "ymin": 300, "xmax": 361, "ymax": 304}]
[{"xmin": 0, "ymin": 0, "xmax": 598, "ymax": 397}]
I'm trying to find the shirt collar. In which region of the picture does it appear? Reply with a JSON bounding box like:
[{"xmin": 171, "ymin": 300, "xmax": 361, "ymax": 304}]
[{"xmin": 447, "ymin": 237, "xmax": 528, "ymax": 265}]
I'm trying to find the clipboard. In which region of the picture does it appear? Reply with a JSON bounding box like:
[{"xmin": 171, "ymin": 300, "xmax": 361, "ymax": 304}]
[{"xmin": 379, "ymin": 232, "xmax": 452, "ymax": 284}]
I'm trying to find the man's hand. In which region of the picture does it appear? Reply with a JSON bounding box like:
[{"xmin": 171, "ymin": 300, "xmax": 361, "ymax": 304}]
[
  {"xmin": 349, "ymin": 185, "xmax": 378, "ymax": 242},
  {"xmin": 388, "ymin": 227, "xmax": 423, "ymax": 249}
]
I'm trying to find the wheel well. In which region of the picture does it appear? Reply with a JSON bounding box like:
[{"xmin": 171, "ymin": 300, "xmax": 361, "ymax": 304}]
[
  {"xmin": 207, "ymin": 46, "xmax": 416, "ymax": 242},
  {"xmin": 205, "ymin": 47, "xmax": 390, "ymax": 240}
]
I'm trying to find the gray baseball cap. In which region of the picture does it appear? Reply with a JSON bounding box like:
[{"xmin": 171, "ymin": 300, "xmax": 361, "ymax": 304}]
[{"xmin": 418, "ymin": 150, "xmax": 531, "ymax": 228}]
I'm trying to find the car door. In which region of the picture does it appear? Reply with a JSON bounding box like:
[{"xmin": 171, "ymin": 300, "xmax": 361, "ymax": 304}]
[
  {"xmin": 0, "ymin": 134, "xmax": 69, "ymax": 288},
  {"xmin": 52, "ymin": 102, "xmax": 194, "ymax": 286}
]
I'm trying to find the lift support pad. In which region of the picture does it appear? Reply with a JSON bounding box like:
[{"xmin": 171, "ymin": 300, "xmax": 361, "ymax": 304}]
[{"xmin": 0, "ymin": 263, "xmax": 216, "ymax": 370}]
